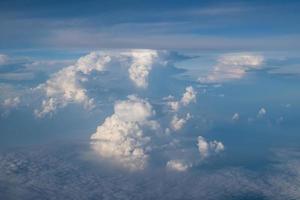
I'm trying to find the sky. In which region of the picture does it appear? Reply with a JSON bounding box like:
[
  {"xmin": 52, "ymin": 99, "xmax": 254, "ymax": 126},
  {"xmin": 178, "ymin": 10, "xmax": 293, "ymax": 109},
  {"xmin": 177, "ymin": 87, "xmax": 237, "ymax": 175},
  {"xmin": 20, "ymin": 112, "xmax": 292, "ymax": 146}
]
[
  {"xmin": 0, "ymin": 1, "xmax": 300, "ymax": 200},
  {"xmin": 1, "ymin": 0, "xmax": 300, "ymax": 54}
]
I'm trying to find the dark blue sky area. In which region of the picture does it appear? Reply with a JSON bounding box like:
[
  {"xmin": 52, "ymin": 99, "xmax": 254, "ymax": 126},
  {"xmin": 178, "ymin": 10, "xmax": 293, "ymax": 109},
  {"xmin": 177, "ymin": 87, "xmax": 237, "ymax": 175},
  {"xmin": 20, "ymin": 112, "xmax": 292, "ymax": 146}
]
[{"xmin": 1, "ymin": 0, "xmax": 299, "ymax": 52}]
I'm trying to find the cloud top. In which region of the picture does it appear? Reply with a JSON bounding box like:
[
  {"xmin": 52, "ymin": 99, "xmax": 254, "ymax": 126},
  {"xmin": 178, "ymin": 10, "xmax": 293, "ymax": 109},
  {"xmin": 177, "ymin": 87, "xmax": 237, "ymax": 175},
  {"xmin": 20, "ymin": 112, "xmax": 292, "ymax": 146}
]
[{"xmin": 199, "ymin": 53, "xmax": 264, "ymax": 83}]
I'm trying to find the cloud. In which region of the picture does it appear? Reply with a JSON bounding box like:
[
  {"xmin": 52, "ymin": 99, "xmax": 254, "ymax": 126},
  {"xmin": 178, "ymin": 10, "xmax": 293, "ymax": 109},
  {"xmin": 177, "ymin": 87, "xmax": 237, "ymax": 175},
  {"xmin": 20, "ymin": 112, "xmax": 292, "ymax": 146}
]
[
  {"xmin": 199, "ymin": 53, "xmax": 264, "ymax": 83},
  {"xmin": 232, "ymin": 113, "xmax": 239, "ymax": 121},
  {"xmin": 166, "ymin": 86, "xmax": 197, "ymax": 112},
  {"xmin": 164, "ymin": 86, "xmax": 197, "ymax": 132},
  {"xmin": 181, "ymin": 86, "xmax": 197, "ymax": 106},
  {"xmin": 166, "ymin": 160, "xmax": 190, "ymax": 172},
  {"xmin": 90, "ymin": 95, "xmax": 158, "ymax": 170},
  {"xmin": 2, "ymin": 97, "xmax": 20, "ymax": 109},
  {"xmin": 257, "ymin": 107, "xmax": 267, "ymax": 118},
  {"xmin": 1, "ymin": 96, "xmax": 20, "ymax": 116},
  {"xmin": 33, "ymin": 50, "xmax": 169, "ymax": 117},
  {"xmin": 170, "ymin": 113, "xmax": 191, "ymax": 131},
  {"xmin": 197, "ymin": 136, "xmax": 224, "ymax": 159},
  {"xmin": 34, "ymin": 52, "xmax": 111, "ymax": 117},
  {"xmin": 124, "ymin": 49, "xmax": 158, "ymax": 88}
]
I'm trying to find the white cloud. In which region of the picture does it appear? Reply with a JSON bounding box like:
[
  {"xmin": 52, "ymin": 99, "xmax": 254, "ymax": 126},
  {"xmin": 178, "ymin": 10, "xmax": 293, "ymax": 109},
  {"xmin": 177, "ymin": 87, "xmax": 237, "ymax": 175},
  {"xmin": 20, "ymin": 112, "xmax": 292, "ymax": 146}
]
[
  {"xmin": 34, "ymin": 52, "xmax": 111, "ymax": 117},
  {"xmin": 165, "ymin": 86, "xmax": 197, "ymax": 132},
  {"xmin": 114, "ymin": 95, "xmax": 155, "ymax": 122},
  {"xmin": 199, "ymin": 53, "xmax": 264, "ymax": 83},
  {"xmin": 257, "ymin": 107, "xmax": 267, "ymax": 118},
  {"xmin": 90, "ymin": 95, "xmax": 158, "ymax": 170},
  {"xmin": 2, "ymin": 97, "xmax": 20, "ymax": 109},
  {"xmin": 232, "ymin": 113, "xmax": 239, "ymax": 121},
  {"xmin": 124, "ymin": 49, "xmax": 158, "ymax": 88},
  {"xmin": 34, "ymin": 50, "xmax": 165, "ymax": 117},
  {"xmin": 197, "ymin": 136, "xmax": 224, "ymax": 159},
  {"xmin": 166, "ymin": 160, "xmax": 190, "ymax": 172},
  {"xmin": 181, "ymin": 86, "xmax": 197, "ymax": 106},
  {"xmin": 170, "ymin": 113, "xmax": 191, "ymax": 131},
  {"xmin": 166, "ymin": 86, "xmax": 197, "ymax": 112}
]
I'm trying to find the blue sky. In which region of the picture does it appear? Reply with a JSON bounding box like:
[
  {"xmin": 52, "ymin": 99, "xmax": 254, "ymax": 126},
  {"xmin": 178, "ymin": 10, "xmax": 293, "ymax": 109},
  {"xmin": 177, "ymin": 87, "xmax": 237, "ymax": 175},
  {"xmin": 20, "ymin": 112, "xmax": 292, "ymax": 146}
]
[
  {"xmin": 1, "ymin": 0, "xmax": 300, "ymax": 53},
  {"xmin": 0, "ymin": 1, "xmax": 300, "ymax": 199}
]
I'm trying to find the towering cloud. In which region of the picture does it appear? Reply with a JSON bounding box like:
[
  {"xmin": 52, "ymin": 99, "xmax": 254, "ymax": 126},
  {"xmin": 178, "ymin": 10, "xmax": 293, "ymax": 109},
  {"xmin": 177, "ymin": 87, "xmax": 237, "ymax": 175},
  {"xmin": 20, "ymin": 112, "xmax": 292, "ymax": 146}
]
[
  {"xmin": 90, "ymin": 95, "xmax": 158, "ymax": 170},
  {"xmin": 199, "ymin": 53, "xmax": 264, "ymax": 83},
  {"xmin": 124, "ymin": 50, "xmax": 158, "ymax": 88}
]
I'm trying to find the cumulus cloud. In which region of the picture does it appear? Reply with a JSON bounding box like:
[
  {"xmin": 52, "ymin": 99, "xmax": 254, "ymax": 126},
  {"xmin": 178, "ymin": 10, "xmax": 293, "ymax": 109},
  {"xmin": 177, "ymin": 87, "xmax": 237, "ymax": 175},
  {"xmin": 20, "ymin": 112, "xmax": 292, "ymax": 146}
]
[
  {"xmin": 166, "ymin": 86, "xmax": 197, "ymax": 112},
  {"xmin": 33, "ymin": 49, "xmax": 167, "ymax": 117},
  {"xmin": 197, "ymin": 136, "xmax": 224, "ymax": 159},
  {"xmin": 123, "ymin": 49, "xmax": 158, "ymax": 88},
  {"xmin": 199, "ymin": 53, "xmax": 264, "ymax": 83},
  {"xmin": 170, "ymin": 113, "xmax": 191, "ymax": 131},
  {"xmin": 181, "ymin": 86, "xmax": 197, "ymax": 106},
  {"xmin": 34, "ymin": 52, "xmax": 111, "ymax": 117},
  {"xmin": 90, "ymin": 95, "xmax": 158, "ymax": 170},
  {"xmin": 166, "ymin": 160, "xmax": 190, "ymax": 172},
  {"xmin": 257, "ymin": 107, "xmax": 267, "ymax": 118},
  {"xmin": 164, "ymin": 86, "xmax": 197, "ymax": 132}
]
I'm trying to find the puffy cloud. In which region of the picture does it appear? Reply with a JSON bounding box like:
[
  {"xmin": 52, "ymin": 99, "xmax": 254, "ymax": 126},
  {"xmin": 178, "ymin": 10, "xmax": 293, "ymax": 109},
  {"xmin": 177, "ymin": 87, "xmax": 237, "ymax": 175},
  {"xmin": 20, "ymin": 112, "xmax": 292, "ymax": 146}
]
[
  {"xmin": 165, "ymin": 86, "xmax": 196, "ymax": 132},
  {"xmin": 197, "ymin": 136, "xmax": 224, "ymax": 159},
  {"xmin": 124, "ymin": 49, "xmax": 158, "ymax": 88},
  {"xmin": 166, "ymin": 86, "xmax": 197, "ymax": 112},
  {"xmin": 114, "ymin": 95, "xmax": 155, "ymax": 122},
  {"xmin": 90, "ymin": 95, "xmax": 158, "ymax": 170},
  {"xmin": 181, "ymin": 86, "xmax": 197, "ymax": 106},
  {"xmin": 199, "ymin": 53, "xmax": 264, "ymax": 83},
  {"xmin": 232, "ymin": 113, "xmax": 239, "ymax": 121},
  {"xmin": 257, "ymin": 107, "xmax": 267, "ymax": 118},
  {"xmin": 34, "ymin": 52, "xmax": 111, "ymax": 117},
  {"xmin": 166, "ymin": 160, "xmax": 190, "ymax": 172},
  {"xmin": 170, "ymin": 113, "xmax": 191, "ymax": 131}
]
